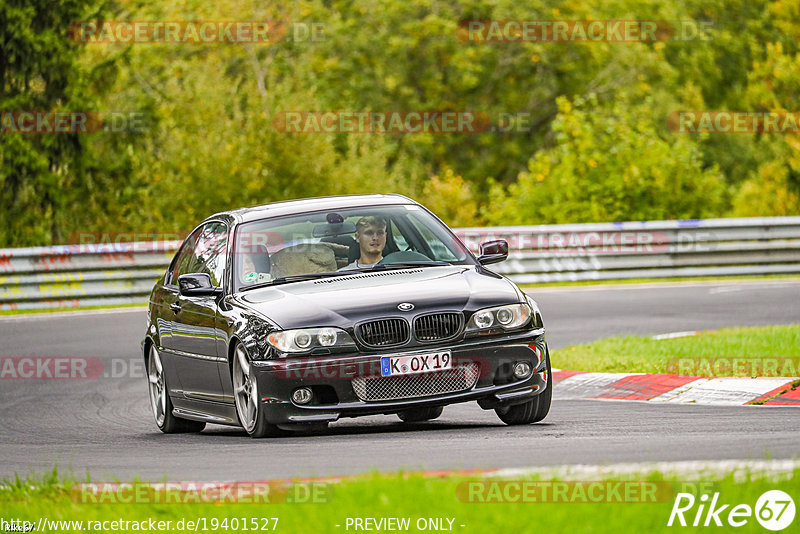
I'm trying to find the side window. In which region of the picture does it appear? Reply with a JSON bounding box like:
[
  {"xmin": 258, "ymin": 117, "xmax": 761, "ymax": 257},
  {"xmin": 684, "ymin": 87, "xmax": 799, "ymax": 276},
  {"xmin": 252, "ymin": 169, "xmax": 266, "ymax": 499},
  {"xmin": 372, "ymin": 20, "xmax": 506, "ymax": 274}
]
[
  {"xmin": 390, "ymin": 221, "xmax": 409, "ymax": 251},
  {"xmin": 171, "ymin": 222, "xmax": 229, "ymax": 287},
  {"xmin": 170, "ymin": 228, "xmax": 203, "ymax": 284},
  {"xmin": 406, "ymin": 215, "xmax": 461, "ymax": 262}
]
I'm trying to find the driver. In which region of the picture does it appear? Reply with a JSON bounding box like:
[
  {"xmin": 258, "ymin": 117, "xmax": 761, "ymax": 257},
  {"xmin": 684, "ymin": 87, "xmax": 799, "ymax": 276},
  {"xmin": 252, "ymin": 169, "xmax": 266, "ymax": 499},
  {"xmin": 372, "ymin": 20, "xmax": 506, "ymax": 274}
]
[{"xmin": 339, "ymin": 216, "xmax": 387, "ymax": 270}]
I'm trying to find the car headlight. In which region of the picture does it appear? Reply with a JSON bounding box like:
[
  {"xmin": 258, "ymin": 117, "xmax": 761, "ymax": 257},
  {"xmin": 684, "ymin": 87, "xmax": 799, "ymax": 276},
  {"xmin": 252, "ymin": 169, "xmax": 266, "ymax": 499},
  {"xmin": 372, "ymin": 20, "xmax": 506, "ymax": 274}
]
[
  {"xmin": 465, "ymin": 304, "xmax": 531, "ymax": 333},
  {"xmin": 267, "ymin": 327, "xmax": 355, "ymax": 354}
]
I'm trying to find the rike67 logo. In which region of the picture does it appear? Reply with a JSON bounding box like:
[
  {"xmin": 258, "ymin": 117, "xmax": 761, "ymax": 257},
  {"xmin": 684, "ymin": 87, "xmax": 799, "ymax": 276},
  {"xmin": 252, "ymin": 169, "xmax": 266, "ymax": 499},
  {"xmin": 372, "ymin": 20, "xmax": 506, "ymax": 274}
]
[{"xmin": 668, "ymin": 490, "xmax": 795, "ymax": 531}]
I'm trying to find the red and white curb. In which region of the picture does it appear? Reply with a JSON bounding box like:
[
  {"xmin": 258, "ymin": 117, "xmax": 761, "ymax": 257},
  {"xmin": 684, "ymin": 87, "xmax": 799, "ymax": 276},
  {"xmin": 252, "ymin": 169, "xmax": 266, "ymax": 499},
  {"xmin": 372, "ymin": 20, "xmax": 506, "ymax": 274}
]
[{"xmin": 552, "ymin": 370, "xmax": 800, "ymax": 405}]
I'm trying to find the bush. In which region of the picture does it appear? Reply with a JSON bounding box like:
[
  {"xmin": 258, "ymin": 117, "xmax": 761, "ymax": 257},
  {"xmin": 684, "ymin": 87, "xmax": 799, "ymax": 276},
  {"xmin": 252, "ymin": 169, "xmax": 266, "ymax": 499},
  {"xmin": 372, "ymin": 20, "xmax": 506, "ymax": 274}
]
[{"xmin": 484, "ymin": 95, "xmax": 728, "ymax": 225}]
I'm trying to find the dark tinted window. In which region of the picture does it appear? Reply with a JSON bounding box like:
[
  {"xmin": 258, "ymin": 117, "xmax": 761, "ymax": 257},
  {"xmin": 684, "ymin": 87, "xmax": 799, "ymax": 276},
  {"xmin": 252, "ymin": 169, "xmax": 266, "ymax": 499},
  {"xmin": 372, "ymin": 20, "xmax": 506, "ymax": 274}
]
[{"xmin": 171, "ymin": 222, "xmax": 228, "ymax": 287}]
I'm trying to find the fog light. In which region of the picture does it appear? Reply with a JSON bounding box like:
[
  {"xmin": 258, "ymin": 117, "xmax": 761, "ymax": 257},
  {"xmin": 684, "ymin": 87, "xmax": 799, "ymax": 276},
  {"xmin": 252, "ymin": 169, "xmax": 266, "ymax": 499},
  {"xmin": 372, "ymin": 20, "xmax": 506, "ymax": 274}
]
[
  {"xmin": 513, "ymin": 361, "xmax": 533, "ymax": 379},
  {"xmin": 292, "ymin": 387, "xmax": 313, "ymax": 405}
]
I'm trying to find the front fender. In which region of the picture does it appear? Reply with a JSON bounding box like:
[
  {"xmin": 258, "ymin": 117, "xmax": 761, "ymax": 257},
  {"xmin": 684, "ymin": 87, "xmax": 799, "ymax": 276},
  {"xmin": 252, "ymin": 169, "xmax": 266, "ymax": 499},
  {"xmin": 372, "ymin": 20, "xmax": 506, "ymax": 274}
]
[{"xmin": 230, "ymin": 311, "xmax": 280, "ymax": 363}]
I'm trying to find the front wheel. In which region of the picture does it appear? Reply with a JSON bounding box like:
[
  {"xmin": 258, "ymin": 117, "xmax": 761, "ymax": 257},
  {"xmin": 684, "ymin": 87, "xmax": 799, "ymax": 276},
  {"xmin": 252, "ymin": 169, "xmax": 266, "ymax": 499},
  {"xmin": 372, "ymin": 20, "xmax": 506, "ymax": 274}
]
[
  {"xmin": 147, "ymin": 345, "xmax": 205, "ymax": 433},
  {"xmin": 232, "ymin": 343, "xmax": 281, "ymax": 438},
  {"xmin": 495, "ymin": 348, "xmax": 552, "ymax": 425}
]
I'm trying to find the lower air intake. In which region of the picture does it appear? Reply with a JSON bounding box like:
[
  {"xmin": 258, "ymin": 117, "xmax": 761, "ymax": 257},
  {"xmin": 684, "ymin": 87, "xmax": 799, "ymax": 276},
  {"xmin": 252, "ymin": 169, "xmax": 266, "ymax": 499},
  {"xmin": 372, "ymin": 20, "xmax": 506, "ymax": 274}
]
[{"xmin": 351, "ymin": 363, "xmax": 481, "ymax": 402}]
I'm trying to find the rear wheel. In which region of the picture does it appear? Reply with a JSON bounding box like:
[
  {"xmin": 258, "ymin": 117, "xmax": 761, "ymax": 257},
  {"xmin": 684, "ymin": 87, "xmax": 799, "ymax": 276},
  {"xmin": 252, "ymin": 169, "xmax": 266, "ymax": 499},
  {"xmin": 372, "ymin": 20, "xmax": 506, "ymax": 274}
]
[
  {"xmin": 147, "ymin": 345, "xmax": 205, "ymax": 433},
  {"xmin": 397, "ymin": 406, "xmax": 444, "ymax": 422},
  {"xmin": 495, "ymin": 348, "xmax": 552, "ymax": 425},
  {"xmin": 232, "ymin": 343, "xmax": 282, "ymax": 438}
]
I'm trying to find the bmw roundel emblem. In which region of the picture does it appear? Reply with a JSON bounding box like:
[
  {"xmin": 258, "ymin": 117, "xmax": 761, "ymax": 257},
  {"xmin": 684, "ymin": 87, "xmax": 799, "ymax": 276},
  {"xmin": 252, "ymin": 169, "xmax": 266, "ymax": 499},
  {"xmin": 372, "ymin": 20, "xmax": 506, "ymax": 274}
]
[{"xmin": 397, "ymin": 302, "xmax": 415, "ymax": 311}]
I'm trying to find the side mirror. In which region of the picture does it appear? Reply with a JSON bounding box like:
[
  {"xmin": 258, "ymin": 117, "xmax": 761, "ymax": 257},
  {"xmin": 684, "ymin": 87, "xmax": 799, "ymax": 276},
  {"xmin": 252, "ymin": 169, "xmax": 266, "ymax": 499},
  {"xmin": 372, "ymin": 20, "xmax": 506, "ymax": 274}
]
[
  {"xmin": 178, "ymin": 273, "xmax": 223, "ymax": 297},
  {"xmin": 477, "ymin": 240, "xmax": 509, "ymax": 265}
]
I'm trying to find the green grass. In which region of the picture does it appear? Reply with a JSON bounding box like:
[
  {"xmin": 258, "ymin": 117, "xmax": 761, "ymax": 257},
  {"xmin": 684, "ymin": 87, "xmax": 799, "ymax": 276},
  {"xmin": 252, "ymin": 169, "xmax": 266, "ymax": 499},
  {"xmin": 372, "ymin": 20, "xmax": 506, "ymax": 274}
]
[
  {"xmin": 520, "ymin": 274, "xmax": 800, "ymax": 289},
  {"xmin": 2, "ymin": 467, "xmax": 798, "ymax": 533},
  {"xmin": 552, "ymin": 325, "xmax": 800, "ymax": 375}
]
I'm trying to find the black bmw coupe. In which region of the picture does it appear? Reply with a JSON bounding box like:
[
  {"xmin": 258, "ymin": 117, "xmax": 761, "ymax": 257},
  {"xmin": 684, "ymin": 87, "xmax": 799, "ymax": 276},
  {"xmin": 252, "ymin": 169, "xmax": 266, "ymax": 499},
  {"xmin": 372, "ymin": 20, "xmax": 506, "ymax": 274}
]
[{"xmin": 144, "ymin": 194, "xmax": 550, "ymax": 437}]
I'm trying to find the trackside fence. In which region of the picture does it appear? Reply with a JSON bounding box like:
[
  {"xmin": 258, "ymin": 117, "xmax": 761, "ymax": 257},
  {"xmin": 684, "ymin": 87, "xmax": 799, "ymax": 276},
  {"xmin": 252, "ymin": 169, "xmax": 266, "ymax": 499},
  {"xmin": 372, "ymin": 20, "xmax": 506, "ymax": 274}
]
[{"xmin": 1, "ymin": 217, "xmax": 799, "ymax": 311}]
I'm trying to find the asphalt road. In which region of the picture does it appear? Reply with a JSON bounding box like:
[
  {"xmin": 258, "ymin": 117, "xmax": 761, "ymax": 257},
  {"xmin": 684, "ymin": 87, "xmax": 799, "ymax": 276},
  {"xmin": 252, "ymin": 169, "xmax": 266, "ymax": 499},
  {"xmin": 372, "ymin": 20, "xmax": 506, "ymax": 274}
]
[{"xmin": 1, "ymin": 279, "xmax": 798, "ymax": 481}]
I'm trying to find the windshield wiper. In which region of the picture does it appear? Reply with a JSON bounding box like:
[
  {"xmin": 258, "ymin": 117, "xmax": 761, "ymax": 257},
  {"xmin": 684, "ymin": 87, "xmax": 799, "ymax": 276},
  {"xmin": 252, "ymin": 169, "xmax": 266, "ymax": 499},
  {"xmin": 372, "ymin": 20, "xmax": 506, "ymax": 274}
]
[
  {"xmin": 239, "ymin": 262, "xmax": 450, "ymax": 291},
  {"xmin": 240, "ymin": 271, "xmax": 356, "ymax": 291}
]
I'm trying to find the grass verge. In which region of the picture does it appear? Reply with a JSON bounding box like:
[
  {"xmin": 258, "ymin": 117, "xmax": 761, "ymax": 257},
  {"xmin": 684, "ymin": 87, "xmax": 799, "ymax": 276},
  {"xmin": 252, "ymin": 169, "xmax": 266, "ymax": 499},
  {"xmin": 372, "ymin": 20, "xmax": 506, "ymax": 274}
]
[
  {"xmin": 1, "ymin": 467, "xmax": 798, "ymax": 533},
  {"xmin": 552, "ymin": 325, "xmax": 800, "ymax": 375},
  {"xmin": 0, "ymin": 303, "xmax": 146, "ymax": 316}
]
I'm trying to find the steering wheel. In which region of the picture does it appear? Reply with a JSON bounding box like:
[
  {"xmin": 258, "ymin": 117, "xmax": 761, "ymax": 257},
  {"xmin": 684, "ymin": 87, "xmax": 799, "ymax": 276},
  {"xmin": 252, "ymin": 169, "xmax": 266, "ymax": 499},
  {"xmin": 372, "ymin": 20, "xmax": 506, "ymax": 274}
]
[{"xmin": 378, "ymin": 251, "xmax": 431, "ymax": 264}]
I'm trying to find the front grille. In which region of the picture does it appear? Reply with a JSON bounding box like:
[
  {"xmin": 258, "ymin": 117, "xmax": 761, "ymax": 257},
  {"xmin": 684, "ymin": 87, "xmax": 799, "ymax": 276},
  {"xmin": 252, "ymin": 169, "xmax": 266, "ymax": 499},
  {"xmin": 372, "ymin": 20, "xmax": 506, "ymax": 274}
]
[
  {"xmin": 414, "ymin": 313, "xmax": 463, "ymax": 342},
  {"xmin": 357, "ymin": 318, "xmax": 410, "ymax": 348},
  {"xmin": 351, "ymin": 363, "xmax": 481, "ymax": 401}
]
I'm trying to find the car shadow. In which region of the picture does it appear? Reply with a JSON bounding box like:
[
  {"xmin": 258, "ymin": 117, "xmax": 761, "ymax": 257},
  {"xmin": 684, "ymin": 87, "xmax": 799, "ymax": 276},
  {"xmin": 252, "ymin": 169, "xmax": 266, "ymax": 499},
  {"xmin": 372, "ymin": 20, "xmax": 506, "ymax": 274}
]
[{"xmin": 194, "ymin": 419, "xmax": 555, "ymax": 439}]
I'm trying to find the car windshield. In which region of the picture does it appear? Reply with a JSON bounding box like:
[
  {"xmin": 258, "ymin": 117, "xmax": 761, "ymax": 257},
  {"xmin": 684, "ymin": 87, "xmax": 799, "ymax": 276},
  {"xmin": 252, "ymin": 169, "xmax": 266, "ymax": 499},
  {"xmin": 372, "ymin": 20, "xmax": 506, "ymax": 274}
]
[{"xmin": 233, "ymin": 204, "xmax": 474, "ymax": 291}]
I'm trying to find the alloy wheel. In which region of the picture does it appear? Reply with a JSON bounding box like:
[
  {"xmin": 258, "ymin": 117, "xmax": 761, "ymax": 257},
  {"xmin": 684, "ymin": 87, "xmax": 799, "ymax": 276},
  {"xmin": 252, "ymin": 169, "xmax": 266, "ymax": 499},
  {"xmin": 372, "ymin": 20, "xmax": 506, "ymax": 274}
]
[
  {"xmin": 147, "ymin": 346, "xmax": 166, "ymax": 427},
  {"xmin": 233, "ymin": 345, "xmax": 259, "ymax": 432}
]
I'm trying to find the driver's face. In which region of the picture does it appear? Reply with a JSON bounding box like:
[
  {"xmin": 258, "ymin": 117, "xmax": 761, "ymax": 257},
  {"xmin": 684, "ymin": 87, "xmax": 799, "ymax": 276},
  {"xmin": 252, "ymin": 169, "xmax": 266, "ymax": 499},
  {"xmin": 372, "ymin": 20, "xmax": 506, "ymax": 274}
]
[{"xmin": 356, "ymin": 224, "xmax": 387, "ymax": 255}]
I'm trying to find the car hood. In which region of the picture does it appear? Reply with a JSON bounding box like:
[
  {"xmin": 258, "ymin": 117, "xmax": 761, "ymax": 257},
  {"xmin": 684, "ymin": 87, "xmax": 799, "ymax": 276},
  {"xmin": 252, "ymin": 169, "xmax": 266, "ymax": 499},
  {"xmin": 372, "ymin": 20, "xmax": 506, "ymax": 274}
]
[{"xmin": 232, "ymin": 266, "xmax": 523, "ymax": 329}]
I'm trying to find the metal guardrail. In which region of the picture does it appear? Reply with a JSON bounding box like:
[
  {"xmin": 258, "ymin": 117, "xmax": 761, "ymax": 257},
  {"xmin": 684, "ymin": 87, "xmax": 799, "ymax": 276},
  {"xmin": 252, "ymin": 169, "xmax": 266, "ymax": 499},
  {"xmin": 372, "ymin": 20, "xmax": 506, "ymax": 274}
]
[
  {"xmin": 0, "ymin": 242, "xmax": 180, "ymax": 311},
  {"xmin": 453, "ymin": 216, "xmax": 800, "ymax": 284},
  {"xmin": 1, "ymin": 217, "xmax": 799, "ymax": 311}
]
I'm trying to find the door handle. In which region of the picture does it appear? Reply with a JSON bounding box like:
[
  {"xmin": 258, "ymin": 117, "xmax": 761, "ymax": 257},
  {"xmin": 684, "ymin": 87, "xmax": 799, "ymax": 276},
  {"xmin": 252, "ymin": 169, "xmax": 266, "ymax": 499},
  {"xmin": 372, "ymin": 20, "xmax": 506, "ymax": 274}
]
[{"xmin": 170, "ymin": 302, "xmax": 182, "ymax": 313}]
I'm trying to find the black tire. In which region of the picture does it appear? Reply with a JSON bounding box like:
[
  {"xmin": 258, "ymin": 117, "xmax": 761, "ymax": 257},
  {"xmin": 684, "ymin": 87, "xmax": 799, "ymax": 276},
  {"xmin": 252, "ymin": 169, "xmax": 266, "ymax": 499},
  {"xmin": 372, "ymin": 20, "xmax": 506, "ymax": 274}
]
[
  {"xmin": 397, "ymin": 405, "xmax": 444, "ymax": 422},
  {"xmin": 494, "ymin": 346, "xmax": 552, "ymax": 425},
  {"xmin": 246, "ymin": 406, "xmax": 284, "ymax": 439},
  {"xmin": 147, "ymin": 345, "xmax": 206, "ymax": 434},
  {"xmin": 533, "ymin": 345, "xmax": 553, "ymax": 422},
  {"xmin": 161, "ymin": 396, "xmax": 207, "ymax": 434}
]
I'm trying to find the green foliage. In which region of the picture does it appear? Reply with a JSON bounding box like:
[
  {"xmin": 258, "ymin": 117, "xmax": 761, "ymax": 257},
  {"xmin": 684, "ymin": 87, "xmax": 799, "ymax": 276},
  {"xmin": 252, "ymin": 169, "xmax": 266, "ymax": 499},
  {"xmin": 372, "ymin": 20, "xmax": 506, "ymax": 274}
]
[
  {"xmin": 0, "ymin": 0, "xmax": 107, "ymax": 245},
  {"xmin": 2, "ymin": 0, "xmax": 800, "ymax": 246},
  {"xmin": 731, "ymin": 162, "xmax": 800, "ymax": 217},
  {"xmin": 421, "ymin": 168, "xmax": 481, "ymax": 227},
  {"xmin": 484, "ymin": 94, "xmax": 727, "ymax": 224}
]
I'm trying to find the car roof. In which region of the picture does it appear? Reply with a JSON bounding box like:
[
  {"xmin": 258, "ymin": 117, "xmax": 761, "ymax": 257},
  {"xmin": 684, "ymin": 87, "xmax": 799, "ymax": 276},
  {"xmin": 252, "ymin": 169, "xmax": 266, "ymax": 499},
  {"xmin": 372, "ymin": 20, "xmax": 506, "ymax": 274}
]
[{"xmin": 206, "ymin": 194, "xmax": 419, "ymax": 224}]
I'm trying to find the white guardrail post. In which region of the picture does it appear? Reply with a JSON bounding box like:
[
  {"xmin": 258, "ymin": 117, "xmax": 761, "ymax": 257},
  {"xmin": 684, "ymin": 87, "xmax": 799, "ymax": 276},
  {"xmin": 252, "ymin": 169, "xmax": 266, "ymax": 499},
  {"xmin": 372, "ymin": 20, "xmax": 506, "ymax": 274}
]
[{"xmin": 1, "ymin": 217, "xmax": 800, "ymax": 310}]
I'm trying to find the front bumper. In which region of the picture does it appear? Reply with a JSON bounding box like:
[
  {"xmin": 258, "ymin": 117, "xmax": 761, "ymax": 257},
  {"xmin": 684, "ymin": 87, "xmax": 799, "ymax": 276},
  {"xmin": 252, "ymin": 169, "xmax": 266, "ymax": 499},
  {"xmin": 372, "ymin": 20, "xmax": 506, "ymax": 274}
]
[{"xmin": 250, "ymin": 328, "xmax": 548, "ymax": 424}]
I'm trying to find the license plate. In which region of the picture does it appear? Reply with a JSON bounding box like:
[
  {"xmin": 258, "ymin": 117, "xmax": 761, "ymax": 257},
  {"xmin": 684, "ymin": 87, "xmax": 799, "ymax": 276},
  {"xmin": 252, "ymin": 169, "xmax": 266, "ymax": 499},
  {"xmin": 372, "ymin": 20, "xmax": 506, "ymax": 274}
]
[{"xmin": 380, "ymin": 350, "xmax": 452, "ymax": 377}]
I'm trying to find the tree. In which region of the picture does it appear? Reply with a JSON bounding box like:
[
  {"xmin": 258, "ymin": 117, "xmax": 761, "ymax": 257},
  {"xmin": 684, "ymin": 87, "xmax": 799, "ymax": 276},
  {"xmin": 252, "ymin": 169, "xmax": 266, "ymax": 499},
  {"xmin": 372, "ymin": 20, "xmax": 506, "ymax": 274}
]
[
  {"xmin": 0, "ymin": 0, "xmax": 110, "ymax": 245},
  {"xmin": 483, "ymin": 94, "xmax": 727, "ymax": 224}
]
